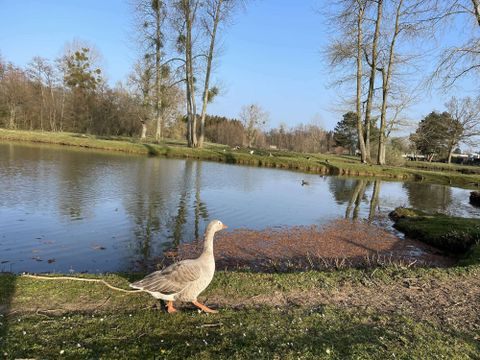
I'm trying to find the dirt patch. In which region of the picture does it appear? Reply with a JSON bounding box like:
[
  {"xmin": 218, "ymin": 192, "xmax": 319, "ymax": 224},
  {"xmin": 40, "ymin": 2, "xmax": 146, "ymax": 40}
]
[{"xmin": 173, "ymin": 220, "xmax": 454, "ymax": 272}]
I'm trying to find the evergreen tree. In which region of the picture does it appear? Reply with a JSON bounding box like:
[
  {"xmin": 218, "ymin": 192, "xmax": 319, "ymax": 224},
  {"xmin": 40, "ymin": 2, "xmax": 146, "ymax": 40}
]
[{"xmin": 334, "ymin": 112, "xmax": 358, "ymax": 155}]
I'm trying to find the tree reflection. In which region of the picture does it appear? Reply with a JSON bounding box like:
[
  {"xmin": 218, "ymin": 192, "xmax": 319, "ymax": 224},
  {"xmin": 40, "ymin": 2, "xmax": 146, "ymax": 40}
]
[
  {"xmin": 368, "ymin": 180, "xmax": 382, "ymax": 223},
  {"xmin": 171, "ymin": 160, "xmax": 193, "ymax": 247},
  {"xmin": 194, "ymin": 162, "xmax": 209, "ymax": 240},
  {"xmin": 127, "ymin": 158, "xmax": 165, "ymax": 270},
  {"xmin": 329, "ymin": 178, "xmax": 362, "ymax": 204},
  {"xmin": 172, "ymin": 161, "xmax": 209, "ymax": 246},
  {"xmin": 345, "ymin": 179, "xmax": 368, "ymax": 220},
  {"xmin": 402, "ymin": 182, "xmax": 452, "ymax": 212},
  {"xmin": 124, "ymin": 159, "xmax": 209, "ymax": 270}
]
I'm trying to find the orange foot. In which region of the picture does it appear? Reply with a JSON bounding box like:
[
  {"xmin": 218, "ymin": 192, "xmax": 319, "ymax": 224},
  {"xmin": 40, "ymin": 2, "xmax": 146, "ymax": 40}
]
[
  {"xmin": 192, "ymin": 301, "xmax": 218, "ymax": 314},
  {"xmin": 166, "ymin": 300, "xmax": 177, "ymax": 313}
]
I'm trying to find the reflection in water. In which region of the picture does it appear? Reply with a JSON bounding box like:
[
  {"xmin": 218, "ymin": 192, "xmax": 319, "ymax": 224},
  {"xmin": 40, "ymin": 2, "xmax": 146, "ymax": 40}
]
[
  {"xmin": 345, "ymin": 180, "xmax": 369, "ymax": 220},
  {"xmin": 124, "ymin": 160, "xmax": 210, "ymax": 270},
  {"xmin": 0, "ymin": 142, "xmax": 478, "ymax": 273},
  {"xmin": 194, "ymin": 162, "xmax": 209, "ymax": 240},
  {"xmin": 368, "ymin": 180, "xmax": 382, "ymax": 223},
  {"xmin": 402, "ymin": 182, "xmax": 453, "ymax": 211},
  {"xmin": 127, "ymin": 158, "xmax": 164, "ymax": 270}
]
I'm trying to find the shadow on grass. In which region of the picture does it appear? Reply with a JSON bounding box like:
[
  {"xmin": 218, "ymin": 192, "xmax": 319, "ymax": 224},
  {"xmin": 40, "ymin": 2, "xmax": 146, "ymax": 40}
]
[{"xmin": 0, "ymin": 273, "xmax": 16, "ymax": 349}]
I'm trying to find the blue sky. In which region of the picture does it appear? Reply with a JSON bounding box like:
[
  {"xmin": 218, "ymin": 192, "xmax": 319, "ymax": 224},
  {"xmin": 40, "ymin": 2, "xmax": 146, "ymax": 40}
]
[{"xmin": 0, "ymin": 0, "xmax": 475, "ymax": 131}]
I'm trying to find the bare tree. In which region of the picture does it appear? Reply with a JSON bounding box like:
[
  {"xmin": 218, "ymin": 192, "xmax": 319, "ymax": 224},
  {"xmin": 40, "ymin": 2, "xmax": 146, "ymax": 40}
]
[
  {"xmin": 432, "ymin": 0, "xmax": 480, "ymax": 89},
  {"xmin": 355, "ymin": 0, "xmax": 369, "ymax": 163},
  {"xmin": 172, "ymin": 0, "xmax": 202, "ymax": 147},
  {"xmin": 129, "ymin": 57, "xmax": 154, "ymax": 139},
  {"xmin": 363, "ymin": 0, "xmax": 383, "ymax": 162},
  {"xmin": 445, "ymin": 96, "xmax": 480, "ymax": 163},
  {"xmin": 0, "ymin": 64, "xmax": 28, "ymax": 129},
  {"xmin": 327, "ymin": 0, "xmax": 372, "ymax": 163},
  {"xmin": 197, "ymin": 0, "xmax": 242, "ymax": 147},
  {"xmin": 376, "ymin": 0, "xmax": 404, "ymax": 165},
  {"xmin": 27, "ymin": 57, "xmax": 60, "ymax": 132},
  {"xmin": 239, "ymin": 103, "xmax": 268, "ymax": 147},
  {"xmin": 327, "ymin": 0, "xmax": 438, "ymax": 165},
  {"xmin": 376, "ymin": 0, "xmax": 441, "ymax": 164},
  {"xmin": 133, "ymin": 0, "xmax": 168, "ymax": 141}
]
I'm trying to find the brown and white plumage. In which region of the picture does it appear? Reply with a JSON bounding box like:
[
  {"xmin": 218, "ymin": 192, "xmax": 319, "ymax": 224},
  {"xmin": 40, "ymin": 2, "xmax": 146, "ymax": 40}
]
[{"xmin": 130, "ymin": 220, "xmax": 227, "ymax": 313}]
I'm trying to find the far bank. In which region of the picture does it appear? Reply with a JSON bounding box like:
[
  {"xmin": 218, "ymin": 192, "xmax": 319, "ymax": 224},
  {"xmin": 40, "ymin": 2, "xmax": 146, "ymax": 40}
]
[{"xmin": 1, "ymin": 128, "xmax": 480, "ymax": 189}]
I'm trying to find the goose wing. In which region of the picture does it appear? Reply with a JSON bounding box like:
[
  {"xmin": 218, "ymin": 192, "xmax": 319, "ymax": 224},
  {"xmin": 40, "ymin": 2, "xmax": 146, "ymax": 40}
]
[{"xmin": 131, "ymin": 260, "xmax": 202, "ymax": 295}]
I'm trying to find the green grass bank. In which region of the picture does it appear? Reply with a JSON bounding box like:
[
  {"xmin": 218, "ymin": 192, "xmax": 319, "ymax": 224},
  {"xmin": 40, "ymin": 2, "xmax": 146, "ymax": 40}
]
[
  {"xmin": 1, "ymin": 265, "xmax": 479, "ymax": 359},
  {"xmin": 390, "ymin": 208, "xmax": 480, "ymax": 267},
  {"xmin": 2, "ymin": 128, "xmax": 480, "ymax": 189}
]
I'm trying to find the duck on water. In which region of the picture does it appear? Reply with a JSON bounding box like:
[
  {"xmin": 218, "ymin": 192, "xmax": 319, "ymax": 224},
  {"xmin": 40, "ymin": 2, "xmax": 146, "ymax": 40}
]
[{"xmin": 130, "ymin": 220, "xmax": 228, "ymax": 313}]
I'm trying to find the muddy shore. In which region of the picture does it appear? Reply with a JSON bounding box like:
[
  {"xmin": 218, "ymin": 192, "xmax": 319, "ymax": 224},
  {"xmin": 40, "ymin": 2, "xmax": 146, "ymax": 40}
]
[{"xmin": 158, "ymin": 220, "xmax": 454, "ymax": 272}]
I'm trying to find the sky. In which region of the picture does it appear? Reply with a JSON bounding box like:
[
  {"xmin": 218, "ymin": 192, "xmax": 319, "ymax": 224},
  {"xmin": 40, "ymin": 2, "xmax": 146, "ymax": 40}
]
[{"xmin": 0, "ymin": 0, "xmax": 476, "ymax": 132}]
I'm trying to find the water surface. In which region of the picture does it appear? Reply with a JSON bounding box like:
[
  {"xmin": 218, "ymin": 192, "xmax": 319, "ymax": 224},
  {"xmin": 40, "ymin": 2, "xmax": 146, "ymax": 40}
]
[{"xmin": 1, "ymin": 142, "xmax": 478, "ymax": 273}]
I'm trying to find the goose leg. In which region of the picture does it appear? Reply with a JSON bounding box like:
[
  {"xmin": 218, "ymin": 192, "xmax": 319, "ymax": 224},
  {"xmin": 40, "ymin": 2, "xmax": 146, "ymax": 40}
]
[
  {"xmin": 192, "ymin": 301, "xmax": 218, "ymax": 313},
  {"xmin": 166, "ymin": 301, "xmax": 177, "ymax": 313}
]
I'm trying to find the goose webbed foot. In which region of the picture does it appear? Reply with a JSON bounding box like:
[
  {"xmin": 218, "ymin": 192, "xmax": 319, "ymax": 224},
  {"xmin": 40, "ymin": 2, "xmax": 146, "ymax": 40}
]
[
  {"xmin": 166, "ymin": 300, "xmax": 177, "ymax": 313},
  {"xmin": 192, "ymin": 301, "xmax": 218, "ymax": 313}
]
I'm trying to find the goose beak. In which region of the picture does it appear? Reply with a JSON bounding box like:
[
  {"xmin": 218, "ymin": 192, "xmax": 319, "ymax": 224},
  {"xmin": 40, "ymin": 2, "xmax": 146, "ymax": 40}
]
[{"xmin": 221, "ymin": 224, "xmax": 228, "ymax": 230}]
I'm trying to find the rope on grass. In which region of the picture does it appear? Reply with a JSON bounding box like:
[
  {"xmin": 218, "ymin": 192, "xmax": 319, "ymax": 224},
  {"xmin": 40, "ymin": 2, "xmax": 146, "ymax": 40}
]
[{"xmin": 21, "ymin": 274, "xmax": 145, "ymax": 295}]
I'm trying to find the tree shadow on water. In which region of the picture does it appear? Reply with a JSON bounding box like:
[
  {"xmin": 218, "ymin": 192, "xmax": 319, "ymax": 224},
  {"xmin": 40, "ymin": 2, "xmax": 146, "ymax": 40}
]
[{"xmin": 0, "ymin": 273, "xmax": 16, "ymax": 349}]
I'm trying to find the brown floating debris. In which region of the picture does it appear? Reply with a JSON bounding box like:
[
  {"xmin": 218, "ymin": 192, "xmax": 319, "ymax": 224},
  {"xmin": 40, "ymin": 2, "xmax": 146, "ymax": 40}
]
[{"xmin": 175, "ymin": 220, "xmax": 453, "ymax": 272}]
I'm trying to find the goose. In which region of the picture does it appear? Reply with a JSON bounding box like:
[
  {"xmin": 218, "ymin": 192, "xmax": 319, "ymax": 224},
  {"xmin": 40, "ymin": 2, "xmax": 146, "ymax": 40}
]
[
  {"xmin": 130, "ymin": 220, "xmax": 227, "ymax": 313},
  {"xmin": 301, "ymin": 180, "xmax": 309, "ymax": 186}
]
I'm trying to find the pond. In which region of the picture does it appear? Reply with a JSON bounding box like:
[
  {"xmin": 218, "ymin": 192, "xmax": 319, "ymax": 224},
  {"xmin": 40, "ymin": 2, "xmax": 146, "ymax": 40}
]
[{"xmin": 1, "ymin": 142, "xmax": 479, "ymax": 273}]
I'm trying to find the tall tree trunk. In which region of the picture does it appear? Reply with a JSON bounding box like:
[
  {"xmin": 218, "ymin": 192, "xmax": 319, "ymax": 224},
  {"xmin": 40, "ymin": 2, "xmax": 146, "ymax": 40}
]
[
  {"xmin": 447, "ymin": 148, "xmax": 454, "ymax": 164},
  {"xmin": 60, "ymin": 89, "xmax": 65, "ymax": 132},
  {"xmin": 378, "ymin": 0, "xmax": 403, "ymax": 165},
  {"xmin": 472, "ymin": 0, "xmax": 480, "ymax": 26},
  {"xmin": 364, "ymin": 0, "xmax": 383, "ymax": 163},
  {"xmin": 49, "ymin": 85, "xmax": 57, "ymax": 131},
  {"xmin": 355, "ymin": 3, "xmax": 368, "ymax": 163},
  {"xmin": 9, "ymin": 106, "xmax": 16, "ymax": 129},
  {"xmin": 40, "ymin": 86, "xmax": 45, "ymax": 131},
  {"xmin": 141, "ymin": 121, "xmax": 147, "ymax": 140},
  {"xmin": 199, "ymin": 0, "xmax": 223, "ymax": 148},
  {"xmin": 154, "ymin": 0, "xmax": 164, "ymax": 142},
  {"xmin": 185, "ymin": 1, "xmax": 198, "ymax": 148}
]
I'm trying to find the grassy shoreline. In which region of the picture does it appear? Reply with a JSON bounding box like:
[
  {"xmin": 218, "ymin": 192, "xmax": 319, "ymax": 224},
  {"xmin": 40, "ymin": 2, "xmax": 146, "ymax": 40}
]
[
  {"xmin": 2, "ymin": 128, "xmax": 480, "ymax": 189},
  {"xmin": 1, "ymin": 266, "xmax": 479, "ymax": 359}
]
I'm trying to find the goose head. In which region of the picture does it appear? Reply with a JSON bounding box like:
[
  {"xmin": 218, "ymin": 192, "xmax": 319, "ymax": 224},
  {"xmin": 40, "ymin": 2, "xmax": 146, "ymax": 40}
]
[
  {"xmin": 202, "ymin": 220, "xmax": 227, "ymax": 255},
  {"xmin": 205, "ymin": 219, "xmax": 228, "ymax": 237}
]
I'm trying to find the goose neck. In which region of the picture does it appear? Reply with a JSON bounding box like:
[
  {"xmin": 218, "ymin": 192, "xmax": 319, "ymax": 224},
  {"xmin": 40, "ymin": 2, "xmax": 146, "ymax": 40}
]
[{"xmin": 202, "ymin": 231, "xmax": 215, "ymax": 256}]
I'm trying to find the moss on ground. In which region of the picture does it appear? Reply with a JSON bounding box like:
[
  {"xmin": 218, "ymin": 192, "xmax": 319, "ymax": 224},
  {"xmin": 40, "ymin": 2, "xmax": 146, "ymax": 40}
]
[
  {"xmin": 2, "ymin": 129, "xmax": 480, "ymax": 189},
  {"xmin": 391, "ymin": 208, "xmax": 480, "ymax": 258}
]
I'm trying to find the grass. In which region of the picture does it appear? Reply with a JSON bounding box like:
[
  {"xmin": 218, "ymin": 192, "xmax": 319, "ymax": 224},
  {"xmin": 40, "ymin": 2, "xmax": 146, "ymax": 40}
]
[
  {"xmin": 405, "ymin": 161, "xmax": 480, "ymax": 176},
  {"xmin": 2, "ymin": 128, "xmax": 480, "ymax": 189},
  {"xmin": 391, "ymin": 207, "xmax": 480, "ymax": 257},
  {"xmin": 2, "ymin": 306, "xmax": 477, "ymax": 359},
  {"xmin": 1, "ymin": 265, "xmax": 479, "ymax": 359}
]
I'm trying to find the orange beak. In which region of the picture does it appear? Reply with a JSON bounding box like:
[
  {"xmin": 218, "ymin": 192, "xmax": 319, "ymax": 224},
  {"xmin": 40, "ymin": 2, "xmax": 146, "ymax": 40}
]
[{"xmin": 221, "ymin": 224, "xmax": 228, "ymax": 230}]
